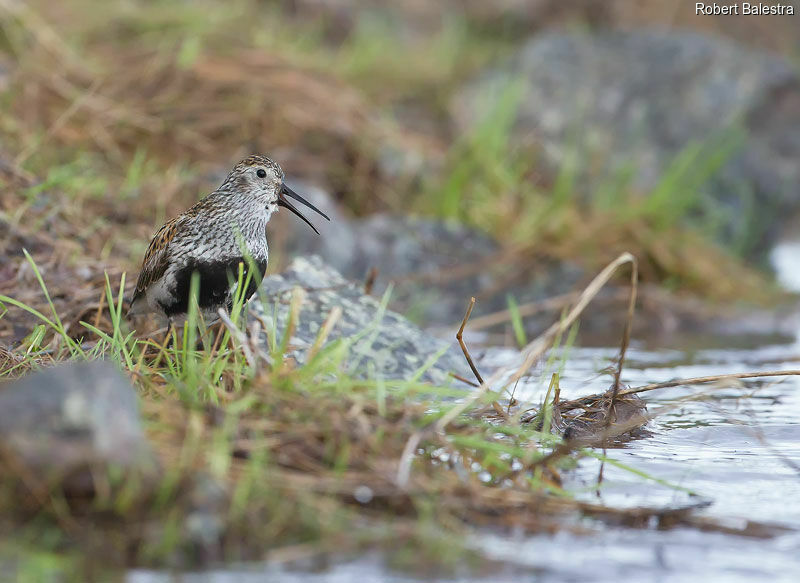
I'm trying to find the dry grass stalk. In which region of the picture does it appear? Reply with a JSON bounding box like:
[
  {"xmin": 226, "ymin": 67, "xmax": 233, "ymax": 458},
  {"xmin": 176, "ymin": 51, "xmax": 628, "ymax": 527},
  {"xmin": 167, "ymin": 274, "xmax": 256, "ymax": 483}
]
[
  {"xmin": 435, "ymin": 252, "xmax": 639, "ymax": 436},
  {"xmin": 554, "ymin": 369, "xmax": 800, "ymax": 414}
]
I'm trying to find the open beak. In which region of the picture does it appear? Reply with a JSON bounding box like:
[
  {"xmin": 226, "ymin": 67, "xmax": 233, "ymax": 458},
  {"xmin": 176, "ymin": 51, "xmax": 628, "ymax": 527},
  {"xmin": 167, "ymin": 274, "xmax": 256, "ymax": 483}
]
[{"xmin": 277, "ymin": 184, "xmax": 331, "ymax": 235}]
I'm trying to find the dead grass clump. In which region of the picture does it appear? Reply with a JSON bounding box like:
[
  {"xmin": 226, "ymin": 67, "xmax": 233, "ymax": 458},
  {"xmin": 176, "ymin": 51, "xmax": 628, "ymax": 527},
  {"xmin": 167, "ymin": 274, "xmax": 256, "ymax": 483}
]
[
  {"xmin": 513, "ymin": 207, "xmax": 782, "ymax": 306},
  {"xmin": 0, "ymin": 178, "xmax": 124, "ymax": 346},
  {"xmin": 0, "ymin": 339, "xmax": 578, "ymax": 567},
  {"xmin": 0, "ymin": 344, "xmax": 36, "ymax": 378},
  {"xmin": 6, "ymin": 41, "xmax": 441, "ymax": 212}
]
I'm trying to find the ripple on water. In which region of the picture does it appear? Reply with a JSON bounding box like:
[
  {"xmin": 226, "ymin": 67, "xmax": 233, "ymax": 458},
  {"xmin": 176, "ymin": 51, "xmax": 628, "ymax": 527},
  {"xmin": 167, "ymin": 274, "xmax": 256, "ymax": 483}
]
[{"xmin": 474, "ymin": 342, "xmax": 800, "ymax": 580}]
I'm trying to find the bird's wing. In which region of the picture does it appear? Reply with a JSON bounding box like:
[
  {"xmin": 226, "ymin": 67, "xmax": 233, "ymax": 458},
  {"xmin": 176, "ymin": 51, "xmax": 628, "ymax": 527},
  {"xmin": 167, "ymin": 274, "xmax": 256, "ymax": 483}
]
[{"xmin": 132, "ymin": 217, "xmax": 182, "ymax": 301}]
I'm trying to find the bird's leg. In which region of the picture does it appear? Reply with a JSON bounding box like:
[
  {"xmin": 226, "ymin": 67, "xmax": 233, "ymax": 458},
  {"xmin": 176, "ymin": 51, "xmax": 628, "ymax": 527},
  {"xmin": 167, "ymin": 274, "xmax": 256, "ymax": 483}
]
[
  {"xmin": 160, "ymin": 320, "xmax": 176, "ymax": 350},
  {"xmin": 241, "ymin": 301, "xmax": 252, "ymax": 332},
  {"xmin": 194, "ymin": 316, "xmax": 222, "ymax": 353},
  {"xmin": 209, "ymin": 320, "xmax": 226, "ymax": 353},
  {"xmin": 195, "ymin": 333, "xmax": 207, "ymax": 352}
]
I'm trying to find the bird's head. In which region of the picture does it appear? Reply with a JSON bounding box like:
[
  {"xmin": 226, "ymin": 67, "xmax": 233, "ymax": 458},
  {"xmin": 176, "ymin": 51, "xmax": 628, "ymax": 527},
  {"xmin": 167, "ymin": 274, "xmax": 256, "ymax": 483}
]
[{"xmin": 224, "ymin": 155, "xmax": 329, "ymax": 234}]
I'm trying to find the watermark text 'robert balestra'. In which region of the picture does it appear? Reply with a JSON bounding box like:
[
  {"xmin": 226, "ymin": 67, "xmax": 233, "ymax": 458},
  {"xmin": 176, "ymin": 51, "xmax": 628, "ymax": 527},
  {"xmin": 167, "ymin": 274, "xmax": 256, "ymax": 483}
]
[{"xmin": 696, "ymin": 3, "xmax": 794, "ymax": 14}]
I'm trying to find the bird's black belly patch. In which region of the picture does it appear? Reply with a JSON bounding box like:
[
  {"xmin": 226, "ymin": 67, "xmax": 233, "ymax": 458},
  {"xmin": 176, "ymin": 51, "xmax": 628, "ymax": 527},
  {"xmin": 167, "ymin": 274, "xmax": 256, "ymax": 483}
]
[{"xmin": 160, "ymin": 257, "xmax": 267, "ymax": 318}]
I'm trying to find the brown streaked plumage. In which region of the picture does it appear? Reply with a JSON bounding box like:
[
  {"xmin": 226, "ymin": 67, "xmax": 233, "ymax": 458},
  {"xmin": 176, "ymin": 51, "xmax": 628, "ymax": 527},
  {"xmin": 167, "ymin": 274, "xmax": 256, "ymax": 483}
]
[
  {"xmin": 133, "ymin": 218, "xmax": 181, "ymax": 298},
  {"xmin": 128, "ymin": 155, "xmax": 329, "ymax": 324}
]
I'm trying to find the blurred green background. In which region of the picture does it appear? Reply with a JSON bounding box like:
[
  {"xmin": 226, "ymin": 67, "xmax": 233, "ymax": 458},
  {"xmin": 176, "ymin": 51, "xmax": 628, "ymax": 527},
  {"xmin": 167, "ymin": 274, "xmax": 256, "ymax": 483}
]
[{"xmin": 2, "ymin": 0, "xmax": 800, "ymax": 341}]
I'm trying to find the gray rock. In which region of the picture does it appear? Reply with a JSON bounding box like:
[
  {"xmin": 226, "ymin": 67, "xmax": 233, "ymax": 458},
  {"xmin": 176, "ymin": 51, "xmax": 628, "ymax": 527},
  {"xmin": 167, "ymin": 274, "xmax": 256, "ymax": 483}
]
[
  {"xmin": 0, "ymin": 361, "xmax": 157, "ymax": 497},
  {"xmin": 453, "ymin": 30, "xmax": 800, "ymax": 259},
  {"xmin": 273, "ymin": 187, "xmax": 585, "ymax": 328},
  {"xmin": 269, "ymin": 189, "xmax": 800, "ymax": 343},
  {"xmin": 270, "ymin": 180, "xmax": 360, "ymax": 275},
  {"xmin": 251, "ymin": 256, "xmax": 471, "ymax": 384}
]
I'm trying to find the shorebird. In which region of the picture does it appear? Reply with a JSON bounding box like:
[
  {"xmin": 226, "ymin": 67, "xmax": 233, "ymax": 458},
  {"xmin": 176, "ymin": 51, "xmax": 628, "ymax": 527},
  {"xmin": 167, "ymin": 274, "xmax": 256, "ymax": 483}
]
[{"xmin": 128, "ymin": 155, "xmax": 329, "ymax": 324}]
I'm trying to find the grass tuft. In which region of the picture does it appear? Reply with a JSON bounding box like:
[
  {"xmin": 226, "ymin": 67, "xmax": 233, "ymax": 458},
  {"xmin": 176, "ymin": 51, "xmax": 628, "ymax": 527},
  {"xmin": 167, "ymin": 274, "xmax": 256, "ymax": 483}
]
[{"xmin": 0, "ymin": 255, "xmax": 700, "ymax": 574}]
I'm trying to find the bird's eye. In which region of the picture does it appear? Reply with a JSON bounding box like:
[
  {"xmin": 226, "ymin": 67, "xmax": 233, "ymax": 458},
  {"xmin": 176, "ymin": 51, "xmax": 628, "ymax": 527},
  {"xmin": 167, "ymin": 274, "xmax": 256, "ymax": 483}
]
[{"xmin": 256, "ymin": 168, "xmax": 267, "ymax": 179}]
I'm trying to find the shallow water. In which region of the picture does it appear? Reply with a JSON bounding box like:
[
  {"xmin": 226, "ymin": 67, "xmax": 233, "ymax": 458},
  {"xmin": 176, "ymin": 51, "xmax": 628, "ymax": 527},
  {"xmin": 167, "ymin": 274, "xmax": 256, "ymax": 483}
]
[
  {"xmin": 484, "ymin": 342, "xmax": 800, "ymax": 522},
  {"xmin": 131, "ymin": 339, "xmax": 800, "ymax": 582}
]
